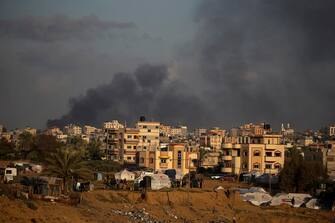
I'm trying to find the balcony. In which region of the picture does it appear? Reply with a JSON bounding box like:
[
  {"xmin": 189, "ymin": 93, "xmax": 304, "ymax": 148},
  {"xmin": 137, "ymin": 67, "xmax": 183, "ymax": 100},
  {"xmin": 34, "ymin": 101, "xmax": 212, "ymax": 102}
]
[
  {"xmin": 222, "ymin": 155, "xmax": 233, "ymax": 161},
  {"xmin": 265, "ymin": 156, "xmax": 282, "ymax": 162}
]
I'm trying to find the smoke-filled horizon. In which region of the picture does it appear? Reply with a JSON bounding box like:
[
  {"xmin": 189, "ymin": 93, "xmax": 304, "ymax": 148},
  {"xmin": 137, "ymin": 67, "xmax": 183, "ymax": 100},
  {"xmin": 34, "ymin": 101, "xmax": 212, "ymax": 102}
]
[{"xmin": 1, "ymin": 0, "xmax": 335, "ymax": 131}]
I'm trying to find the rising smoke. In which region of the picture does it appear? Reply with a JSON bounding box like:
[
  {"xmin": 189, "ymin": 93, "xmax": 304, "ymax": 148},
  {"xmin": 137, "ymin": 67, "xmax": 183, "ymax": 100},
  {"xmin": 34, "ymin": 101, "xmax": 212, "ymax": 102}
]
[{"xmin": 48, "ymin": 0, "xmax": 335, "ymax": 130}]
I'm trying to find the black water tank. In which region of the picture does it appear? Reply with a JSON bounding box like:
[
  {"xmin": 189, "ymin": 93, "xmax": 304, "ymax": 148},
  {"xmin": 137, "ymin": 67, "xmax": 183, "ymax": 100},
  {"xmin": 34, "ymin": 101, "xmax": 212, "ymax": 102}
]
[{"xmin": 139, "ymin": 116, "xmax": 146, "ymax": 121}]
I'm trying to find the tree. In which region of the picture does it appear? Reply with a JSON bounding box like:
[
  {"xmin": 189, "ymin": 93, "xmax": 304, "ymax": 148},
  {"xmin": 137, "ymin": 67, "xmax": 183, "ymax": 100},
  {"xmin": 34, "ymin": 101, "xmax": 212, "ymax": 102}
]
[
  {"xmin": 87, "ymin": 139, "xmax": 103, "ymax": 160},
  {"xmin": 17, "ymin": 132, "xmax": 34, "ymax": 159},
  {"xmin": 29, "ymin": 134, "xmax": 62, "ymax": 162},
  {"xmin": 0, "ymin": 138, "xmax": 16, "ymax": 159},
  {"xmin": 43, "ymin": 147, "xmax": 90, "ymax": 193},
  {"xmin": 279, "ymin": 147, "xmax": 326, "ymax": 193},
  {"xmin": 197, "ymin": 147, "xmax": 209, "ymax": 170}
]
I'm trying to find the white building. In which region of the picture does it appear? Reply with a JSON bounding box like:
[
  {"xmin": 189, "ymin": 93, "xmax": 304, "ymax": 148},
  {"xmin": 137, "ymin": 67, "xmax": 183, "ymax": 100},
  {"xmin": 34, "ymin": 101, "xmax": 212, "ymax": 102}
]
[{"xmin": 103, "ymin": 120, "xmax": 124, "ymax": 130}]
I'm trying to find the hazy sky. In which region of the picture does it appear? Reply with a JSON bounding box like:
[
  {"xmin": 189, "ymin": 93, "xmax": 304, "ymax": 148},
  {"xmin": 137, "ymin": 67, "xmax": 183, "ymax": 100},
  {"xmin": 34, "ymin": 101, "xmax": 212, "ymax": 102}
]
[{"xmin": 1, "ymin": 0, "xmax": 335, "ymax": 131}]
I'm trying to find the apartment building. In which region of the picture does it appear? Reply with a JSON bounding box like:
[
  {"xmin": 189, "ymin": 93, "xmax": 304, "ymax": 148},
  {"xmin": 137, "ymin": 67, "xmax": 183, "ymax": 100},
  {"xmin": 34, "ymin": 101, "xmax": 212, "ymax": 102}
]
[
  {"xmin": 138, "ymin": 143, "xmax": 197, "ymax": 175},
  {"xmin": 104, "ymin": 128, "xmax": 124, "ymax": 161},
  {"xmin": 200, "ymin": 133, "xmax": 223, "ymax": 152},
  {"xmin": 194, "ymin": 128, "xmax": 207, "ymax": 138},
  {"xmin": 103, "ymin": 120, "xmax": 124, "ymax": 130},
  {"xmin": 64, "ymin": 124, "xmax": 82, "ymax": 136},
  {"xmin": 326, "ymin": 140, "xmax": 335, "ymax": 180},
  {"xmin": 160, "ymin": 124, "xmax": 172, "ymax": 137},
  {"xmin": 136, "ymin": 120, "xmax": 160, "ymax": 151},
  {"xmin": 83, "ymin": 125, "xmax": 98, "ymax": 135},
  {"xmin": 329, "ymin": 125, "xmax": 335, "ymax": 137},
  {"xmin": 123, "ymin": 128, "xmax": 139, "ymax": 164},
  {"xmin": 222, "ymin": 134, "xmax": 285, "ymax": 175}
]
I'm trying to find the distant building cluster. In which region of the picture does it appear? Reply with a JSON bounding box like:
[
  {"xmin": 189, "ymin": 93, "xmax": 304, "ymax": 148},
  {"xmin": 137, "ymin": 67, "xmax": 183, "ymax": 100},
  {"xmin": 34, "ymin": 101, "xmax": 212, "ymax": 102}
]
[{"xmin": 1, "ymin": 119, "xmax": 335, "ymax": 179}]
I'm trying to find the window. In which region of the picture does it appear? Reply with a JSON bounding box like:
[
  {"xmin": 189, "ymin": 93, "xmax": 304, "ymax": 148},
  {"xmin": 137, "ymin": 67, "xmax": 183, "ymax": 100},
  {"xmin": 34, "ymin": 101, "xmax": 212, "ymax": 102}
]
[
  {"xmin": 266, "ymin": 151, "xmax": 272, "ymax": 157},
  {"xmin": 177, "ymin": 151, "xmax": 182, "ymax": 168},
  {"xmin": 155, "ymin": 126, "xmax": 159, "ymax": 129},
  {"xmin": 127, "ymin": 145, "xmax": 132, "ymax": 149},
  {"xmin": 275, "ymin": 151, "xmax": 281, "ymax": 157},
  {"xmin": 149, "ymin": 158, "xmax": 154, "ymax": 163},
  {"xmin": 268, "ymin": 139, "xmax": 271, "ymax": 144},
  {"xmin": 253, "ymin": 150, "xmax": 261, "ymax": 156},
  {"xmin": 127, "ymin": 157, "xmax": 131, "ymax": 160},
  {"xmin": 133, "ymin": 146, "xmax": 137, "ymax": 150},
  {"xmin": 161, "ymin": 158, "xmax": 167, "ymax": 163},
  {"xmin": 148, "ymin": 140, "xmax": 151, "ymax": 143},
  {"xmin": 143, "ymin": 125, "xmax": 147, "ymax": 128},
  {"xmin": 253, "ymin": 163, "xmax": 260, "ymax": 169},
  {"xmin": 243, "ymin": 151, "xmax": 248, "ymax": 156},
  {"xmin": 143, "ymin": 146, "xmax": 147, "ymax": 150},
  {"xmin": 148, "ymin": 129, "xmax": 151, "ymax": 132},
  {"xmin": 265, "ymin": 164, "xmax": 272, "ymax": 169},
  {"xmin": 274, "ymin": 163, "xmax": 281, "ymax": 169},
  {"xmin": 242, "ymin": 163, "xmax": 248, "ymax": 169},
  {"xmin": 127, "ymin": 135, "xmax": 132, "ymax": 139},
  {"xmin": 140, "ymin": 158, "xmax": 144, "ymax": 163}
]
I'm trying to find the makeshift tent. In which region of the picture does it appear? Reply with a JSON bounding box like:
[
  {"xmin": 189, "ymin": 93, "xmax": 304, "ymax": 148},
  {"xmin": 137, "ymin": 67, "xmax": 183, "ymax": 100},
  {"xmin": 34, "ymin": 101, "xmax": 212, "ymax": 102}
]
[
  {"xmin": 241, "ymin": 192, "xmax": 272, "ymax": 206},
  {"xmin": 305, "ymin": 198, "xmax": 320, "ymax": 209},
  {"xmin": 114, "ymin": 169, "xmax": 136, "ymax": 181},
  {"xmin": 134, "ymin": 172, "xmax": 171, "ymax": 190},
  {"xmin": 270, "ymin": 193, "xmax": 312, "ymax": 207}
]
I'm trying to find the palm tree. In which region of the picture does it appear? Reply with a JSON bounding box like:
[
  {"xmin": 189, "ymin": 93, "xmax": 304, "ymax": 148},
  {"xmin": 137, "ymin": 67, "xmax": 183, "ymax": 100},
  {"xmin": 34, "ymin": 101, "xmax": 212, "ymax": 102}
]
[
  {"xmin": 43, "ymin": 147, "xmax": 90, "ymax": 193},
  {"xmin": 198, "ymin": 147, "xmax": 209, "ymax": 170},
  {"xmin": 17, "ymin": 132, "xmax": 34, "ymax": 158}
]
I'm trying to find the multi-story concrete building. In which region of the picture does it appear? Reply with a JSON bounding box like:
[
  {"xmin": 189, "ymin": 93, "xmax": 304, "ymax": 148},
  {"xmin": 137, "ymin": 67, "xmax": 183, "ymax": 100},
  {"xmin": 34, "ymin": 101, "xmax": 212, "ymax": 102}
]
[
  {"xmin": 222, "ymin": 134, "xmax": 285, "ymax": 175},
  {"xmin": 83, "ymin": 125, "xmax": 98, "ymax": 135},
  {"xmin": 138, "ymin": 143, "xmax": 197, "ymax": 175},
  {"xmin": 64, "ymin": 124, "xmax": 82, "ymax": 136},
  {"xmin": 160, "ymin": 124, "xmax": 172, "ymax": 137},
  {"xmin": 194, "ymin": 128, "xmax": 207, "ymax": 138},
  {"xmin": 45, "ymin": 127, "xmax": 63, "ymax": 136},
  {"xmin": 136, "ymin": 120, "xmax": 160, "ymax": 151},
  {"xmin": 104, "ymin": 128, "xmax": 124, "ymax": 161},
  {"xmin": 103, "ymin": 120, "xmax": 124, "ymax": 130},
  {"xmin": 326, "ymin": 140, "xmax": 335, "ymax": 180},
  {"xmin": 123, "ymin": 128, "xmax": 139, "ymax": 164},
  {"xmin": 329, "ymin": 125, "xmax": 335, "ymax": 137},
  {"xmin": 24, "ymin": 127, "xmax": 37, "ymax": 136},
  {"xmin": 0, "ymin": 125, "xmax": 4, "ymax": 135}
]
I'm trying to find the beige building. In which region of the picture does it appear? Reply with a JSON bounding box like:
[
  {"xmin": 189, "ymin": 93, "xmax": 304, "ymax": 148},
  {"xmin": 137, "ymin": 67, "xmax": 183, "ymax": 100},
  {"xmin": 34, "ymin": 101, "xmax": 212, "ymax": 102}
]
[
  {"xmin": 160, "ymin": 124, "xmax": 172, "ymax": 137},
  {"xmin": 194, "ymin": 128, "xmax": 207, "ymax": 137},
  {"xmin": 104, "ymin": 128, "xmax": 124, "ymax": 161},
  {"xmin": 83, "ymin": 125, "xmax": 98, "ymax": 135},
  {"xmin": 329, "ymin": 125, "xmax": 335, "ymax": 137},
  {"xmin": 136, "ymin": 121, "xmax": 160, "ymax": 151},
  {"xmin": 103, "ymin": 120, "xmax": 124, "ymax": 130},
  {"xmin": 326, "ymin": 140, "xmax": 335, "ymax": 180},
  {"xmin": 123, "ymin": 128, "xmax": 139, "ymax": 164},
  {"xmin": 24, "ymin": 127, "xmax": 37, "ymax": 136},
  {"xmin": 64, "ymin": 124, "xmax": 82, "ymax": 136},
  {"xmin": 222, "ymin": 134, "xmax": 285, "ymax": 175},
  {"xmin": 138, "ymin": 143, "xmax": 197, "ymax": 175},
  {"xmin": 200, "ymin": 133, "xmax": 223, "ymax": 152}
]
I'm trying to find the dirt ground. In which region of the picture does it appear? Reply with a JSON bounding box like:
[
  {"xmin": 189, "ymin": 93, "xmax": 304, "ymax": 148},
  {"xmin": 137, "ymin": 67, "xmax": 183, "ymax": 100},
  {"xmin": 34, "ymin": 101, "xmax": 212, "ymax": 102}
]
[{"xmin": 0, "ymin": 180, "xmax": 334, "ymax": 223}]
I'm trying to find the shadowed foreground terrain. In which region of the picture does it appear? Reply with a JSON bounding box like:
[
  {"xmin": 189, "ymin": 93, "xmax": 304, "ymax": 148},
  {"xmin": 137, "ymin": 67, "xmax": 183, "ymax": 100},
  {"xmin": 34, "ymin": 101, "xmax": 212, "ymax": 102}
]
[{"xmin": 1, "ymin": 187, "xmax": 334, "ymax": 223}]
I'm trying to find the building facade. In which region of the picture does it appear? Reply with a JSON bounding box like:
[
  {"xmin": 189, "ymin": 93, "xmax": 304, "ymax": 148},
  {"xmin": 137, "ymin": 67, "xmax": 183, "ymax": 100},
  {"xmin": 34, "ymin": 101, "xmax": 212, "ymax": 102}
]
[{"xmin": 222, "ymin": 134, "xmax": 285, "ymax": 175}]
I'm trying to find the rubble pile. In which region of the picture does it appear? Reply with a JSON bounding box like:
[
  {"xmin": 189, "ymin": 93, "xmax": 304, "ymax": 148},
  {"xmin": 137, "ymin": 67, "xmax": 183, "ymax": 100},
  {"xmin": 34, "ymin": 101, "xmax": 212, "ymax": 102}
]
[{"xmin": 111, "ymin": 208, "xmax": 161, "ymax": 223}]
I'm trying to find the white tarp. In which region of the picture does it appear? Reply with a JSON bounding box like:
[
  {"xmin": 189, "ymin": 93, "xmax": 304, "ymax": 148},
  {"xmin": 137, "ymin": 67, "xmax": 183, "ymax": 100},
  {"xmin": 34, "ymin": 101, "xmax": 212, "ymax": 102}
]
[
  {"xmin": 270, "ymin": 193, "xmax": 312, "ymax": 207},
  {"xmin": 241, "ymin": 192, "xmax": 272, "ymax": 206},
  {"xmin": 115, "ymin": 169, "xmax": 136, "ymax": 181},
  {"xmin": 305, "ymin": 198, "xmax": 320, "ymax": 210},
  {"xmin": 150, "ymin": 173, "xmax": 171, "ymax": 190},
  {"xmin": 239, "ymin": 187, "xmax": 267, "ymax": 194},
  {"xmin": 134, "ymin": 172, "xmax": 171, "ymax": 190}
]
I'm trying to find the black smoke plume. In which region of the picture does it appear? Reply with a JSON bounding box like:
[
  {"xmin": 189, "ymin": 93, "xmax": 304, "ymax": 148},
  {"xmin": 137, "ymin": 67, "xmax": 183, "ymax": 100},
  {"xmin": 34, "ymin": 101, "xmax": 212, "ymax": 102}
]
[{"xmin": 47, "ymin": 64, "xmax": 208, "ymax": 128}]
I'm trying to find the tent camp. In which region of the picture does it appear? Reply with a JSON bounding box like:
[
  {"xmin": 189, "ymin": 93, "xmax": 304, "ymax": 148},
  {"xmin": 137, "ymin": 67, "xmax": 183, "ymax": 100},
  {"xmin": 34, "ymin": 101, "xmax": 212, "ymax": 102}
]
[
  {"xmin": 270, "ymin": 193, "xmax": 312, "ymax": 207},
  {"xmin": 134, "ymin": 172, "xmax": 171, "ymax": 190},
  {"xmin": 240, "ymin": 192, "xmax": 272, "ymax": 206},
  {"xmin": 114, "ymin": 169, "xmax": 136, "ymax": 181}
]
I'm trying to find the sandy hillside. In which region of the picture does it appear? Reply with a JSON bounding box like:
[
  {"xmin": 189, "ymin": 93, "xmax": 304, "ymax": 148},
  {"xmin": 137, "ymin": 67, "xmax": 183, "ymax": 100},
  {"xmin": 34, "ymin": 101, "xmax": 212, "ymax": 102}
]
[{"xmin": 0, "ymin": 180, "xmax": 334, "ymax": 223}]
